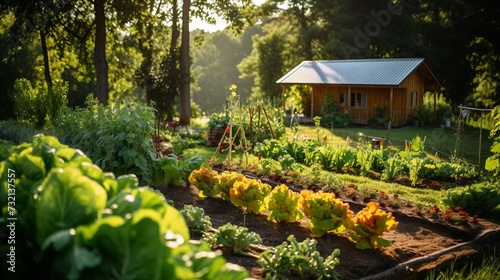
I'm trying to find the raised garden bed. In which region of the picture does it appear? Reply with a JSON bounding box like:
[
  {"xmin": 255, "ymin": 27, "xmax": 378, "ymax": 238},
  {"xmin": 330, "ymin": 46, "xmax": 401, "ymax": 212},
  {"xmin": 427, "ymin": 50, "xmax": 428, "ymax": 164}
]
[{"xmin": 159, "ymin": 182, "xmax": 500, "ymax": 279}]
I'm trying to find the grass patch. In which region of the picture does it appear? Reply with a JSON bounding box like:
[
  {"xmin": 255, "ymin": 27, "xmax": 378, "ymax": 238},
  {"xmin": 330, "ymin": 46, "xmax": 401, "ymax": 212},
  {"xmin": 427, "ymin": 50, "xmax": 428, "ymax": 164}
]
[{"xmin": 424, "ymin": 246, "xmax": 500, "ymax": 280}]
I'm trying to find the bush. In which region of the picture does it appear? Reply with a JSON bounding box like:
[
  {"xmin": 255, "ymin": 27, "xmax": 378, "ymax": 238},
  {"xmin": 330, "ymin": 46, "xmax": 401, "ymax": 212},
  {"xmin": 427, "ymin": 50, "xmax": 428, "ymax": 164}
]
[
  {"xmin": 53, "ymin": 98, "xmax": 157, "ymax": 185},
  {"xmin": 320, "ymin": 95, "xmax": 350, "ymax": 128},
  {"xmin": 11, "ymin": 78, "xmax": 67, "ymax": 128},
  {"xmin": 0, "ymin": 120, "xmax": 37, "ymax": 144}
]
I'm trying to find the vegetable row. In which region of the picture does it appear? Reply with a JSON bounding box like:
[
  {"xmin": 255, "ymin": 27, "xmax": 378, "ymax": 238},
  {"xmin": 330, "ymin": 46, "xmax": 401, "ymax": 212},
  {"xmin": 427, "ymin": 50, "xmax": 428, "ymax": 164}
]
[{"xmin": 189, "ymin": 166, "xmax": 398, "ymax": 250}]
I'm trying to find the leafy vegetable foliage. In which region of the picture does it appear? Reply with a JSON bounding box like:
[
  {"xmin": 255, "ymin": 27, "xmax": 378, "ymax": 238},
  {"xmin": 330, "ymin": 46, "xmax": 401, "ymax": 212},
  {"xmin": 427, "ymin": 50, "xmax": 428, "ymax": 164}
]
[
  {"xmin": 443, "ymin": 182, "xmax": 500, "ymax": 219},
  {"xmin": 203, "ymin": 223, "xmax": 263, "ymax": 257},
  {"xmin": 258, "ymin": 234, "xmax": 340, "ymax": 279},
  {"xmin": 0, "ymin": 135, "xmax": 248, "ymax": 279},
  {"xmin": 230, "ymin": 178, "xmax": 271, "ymax": 214},
  {"xmin": 265, "ymin": 184, "xmax": 304, "ymax": 223},
  {"xmin": 188, "ymin": 166, "xmax": 219, "ymax": 197},
  {"xmin": 180, "ymin": 204, "xmax": 213, "ymax": 235},
  {"xmin": 300, "ymin": 190, "xmax": 353, "ymax": 237},
  {"xmin": 347, "ymin": 202, "xmax": 399, "ymax": 250}
]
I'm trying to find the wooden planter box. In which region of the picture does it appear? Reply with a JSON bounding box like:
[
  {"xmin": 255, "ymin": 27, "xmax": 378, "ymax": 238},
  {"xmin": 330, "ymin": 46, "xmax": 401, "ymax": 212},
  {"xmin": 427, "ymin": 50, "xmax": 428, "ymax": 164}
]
[{"xmin": 207, "ymin": 128, "xmax": 226, "ymax": 147}]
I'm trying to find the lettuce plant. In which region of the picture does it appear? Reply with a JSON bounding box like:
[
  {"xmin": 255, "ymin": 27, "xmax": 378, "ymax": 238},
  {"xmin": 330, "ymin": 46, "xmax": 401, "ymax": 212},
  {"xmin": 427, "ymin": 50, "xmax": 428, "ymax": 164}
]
[
  {"xmin": 230, "ymin": 178, "xmax": 271, "ymax": 214},
  {"xmin": 347, "ymin": 202, "xmax": 398, "ymax": 249},
  {"xmin": 203, "ymin": 223, "xmax": 263, "ymax": 258},
  {"xmin": 0, "ymin": 135, "xmax": 248, "ymax": 279},
  {"xmin": 265, "ymin": 184, "xmax": 304, "ymax": 223},
  {"xmin": 188, "ymin": 166, "xmax": 219, "ymax": 197},
  {"xmin": 258, "ymin": 234, "xmax": 340, "ymax": 279},
  {"xmin": 300, "ymin": 190, "xmax": 353, "ymax": 237}
]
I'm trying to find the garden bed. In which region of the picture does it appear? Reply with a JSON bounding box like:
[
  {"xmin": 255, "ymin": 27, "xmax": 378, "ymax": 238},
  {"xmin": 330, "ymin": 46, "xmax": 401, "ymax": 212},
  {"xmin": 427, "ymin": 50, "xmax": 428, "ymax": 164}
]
[{"xmin": 159, "ymin": 182, "xmax": 500, "ymax": 279}]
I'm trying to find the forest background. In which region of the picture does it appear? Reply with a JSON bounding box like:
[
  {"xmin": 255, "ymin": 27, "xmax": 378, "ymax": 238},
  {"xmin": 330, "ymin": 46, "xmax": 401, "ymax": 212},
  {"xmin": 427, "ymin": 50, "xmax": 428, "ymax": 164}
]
[{"xmin": 0, "ymin": 0, "xmax": 498, "ymax": 124}]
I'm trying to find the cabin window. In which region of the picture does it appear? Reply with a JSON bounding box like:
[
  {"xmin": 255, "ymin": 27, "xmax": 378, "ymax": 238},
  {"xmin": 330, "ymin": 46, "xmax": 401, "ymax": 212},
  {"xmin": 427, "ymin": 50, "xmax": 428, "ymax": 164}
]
[
  {"xmin": 350, "ymin": 92, "xmax": 366, "ymax": 108},
  {"xmin": 411, "ymin": 91, "xmax": 418, "ymax": 108}
]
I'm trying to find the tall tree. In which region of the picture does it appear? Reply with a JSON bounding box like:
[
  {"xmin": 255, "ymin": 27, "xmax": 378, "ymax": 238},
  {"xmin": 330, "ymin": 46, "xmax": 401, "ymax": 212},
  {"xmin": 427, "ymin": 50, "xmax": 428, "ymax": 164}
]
[
  {"xmin": 179, "ymin": 0, "xmax": 191, "ymax": 125},
  {"xmin": 94, "ymin": 0, "xmax": 109, "ymax": 105}
]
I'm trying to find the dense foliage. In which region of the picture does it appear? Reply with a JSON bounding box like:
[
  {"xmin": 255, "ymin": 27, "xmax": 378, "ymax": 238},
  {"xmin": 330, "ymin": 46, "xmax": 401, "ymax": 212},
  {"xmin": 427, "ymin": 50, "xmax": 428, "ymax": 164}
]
[
  {"xmin": 0, "ymin": 135, "xmax": 249, "ymax": 279},
  {"xmin": 1, "ymin": 1, "xmax": 498, "ymax": 122},
  {"xmin": 52, "ymin": 99, "xmax": 157, "ymax": 185}
]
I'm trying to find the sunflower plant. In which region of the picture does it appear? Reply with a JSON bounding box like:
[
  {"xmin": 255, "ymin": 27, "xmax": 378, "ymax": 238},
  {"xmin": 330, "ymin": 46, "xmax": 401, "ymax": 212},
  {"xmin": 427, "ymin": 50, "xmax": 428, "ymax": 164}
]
[
  {"xmin": 347, "ymin": 202, "xmax": 398, "ymax": 249},
  {"xmin": 300, "ymin": 190, "xmax": 353, "ymax": 237}
]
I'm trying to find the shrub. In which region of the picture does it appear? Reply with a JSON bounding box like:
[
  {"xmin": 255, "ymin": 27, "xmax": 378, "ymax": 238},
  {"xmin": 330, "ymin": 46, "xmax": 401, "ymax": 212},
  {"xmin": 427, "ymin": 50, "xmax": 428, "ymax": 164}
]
[
  {"xmin": 53, "ymin": 98, "xmax": 156, "ymax": 185},
  {"xmin": 11, "ymin": 78, "xmax": 67, "ymax": 128},
  {"xmin": 0, "ymin": 120, "xmax": 37, "ymax": 144},
  {"xmin": 320, "ymin": 95, "xmax": 350, "ymax": 128}
]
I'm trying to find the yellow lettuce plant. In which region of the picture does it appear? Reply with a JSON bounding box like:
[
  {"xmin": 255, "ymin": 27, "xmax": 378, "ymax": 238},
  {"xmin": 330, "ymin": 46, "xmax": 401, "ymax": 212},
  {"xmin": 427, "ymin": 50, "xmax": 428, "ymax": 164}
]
[
  {"xmin": 265, "ymin": 184, "xmax": 304, "ymax": 223},
  {"xmin": 347, "ymin": 202, "xmax": 398, "ymax": 249},
  {"xmin": 300, "ymin": 190, "xmax": 353, "ymax": 237}
]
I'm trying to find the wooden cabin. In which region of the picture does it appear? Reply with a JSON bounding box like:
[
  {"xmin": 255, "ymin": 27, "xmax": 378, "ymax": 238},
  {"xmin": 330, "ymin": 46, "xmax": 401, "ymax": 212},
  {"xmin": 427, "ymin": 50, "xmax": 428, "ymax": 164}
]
[{"xmin": 276, "ymin": 58, "xmax": 440, "ymax": 127}]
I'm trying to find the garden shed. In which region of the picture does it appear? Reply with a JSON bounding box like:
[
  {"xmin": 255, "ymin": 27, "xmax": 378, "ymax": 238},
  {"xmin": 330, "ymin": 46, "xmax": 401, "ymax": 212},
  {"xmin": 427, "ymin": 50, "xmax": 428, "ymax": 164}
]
[{"xmin": 276, "ymin": 58, "xmax": 441, "ymax": 127}]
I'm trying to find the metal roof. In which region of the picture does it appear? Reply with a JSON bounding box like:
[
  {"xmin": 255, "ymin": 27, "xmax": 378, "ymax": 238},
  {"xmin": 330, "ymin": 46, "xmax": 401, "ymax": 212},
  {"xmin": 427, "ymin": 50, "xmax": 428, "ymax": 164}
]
[{"xmin": 276, "ymin": 58, "xmax": 435, "ymax": 86}]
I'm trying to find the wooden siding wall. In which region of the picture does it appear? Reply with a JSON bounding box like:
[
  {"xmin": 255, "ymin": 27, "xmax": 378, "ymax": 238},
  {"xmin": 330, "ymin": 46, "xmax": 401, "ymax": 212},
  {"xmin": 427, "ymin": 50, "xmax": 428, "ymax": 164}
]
[
  {"xmin": 398, "ymin": 71, "xmax": 426, "ymax": 117},
  {"xmin": 308, "ymin": 71, "xmax": 427, "ymax": 126}
]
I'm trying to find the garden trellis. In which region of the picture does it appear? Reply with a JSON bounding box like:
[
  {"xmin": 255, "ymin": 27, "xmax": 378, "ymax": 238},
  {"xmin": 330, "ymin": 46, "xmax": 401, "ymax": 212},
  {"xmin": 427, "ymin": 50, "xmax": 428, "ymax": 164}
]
[{"xmin": 456, "ymin": 105, "xmax": 493, "ymax": 175}]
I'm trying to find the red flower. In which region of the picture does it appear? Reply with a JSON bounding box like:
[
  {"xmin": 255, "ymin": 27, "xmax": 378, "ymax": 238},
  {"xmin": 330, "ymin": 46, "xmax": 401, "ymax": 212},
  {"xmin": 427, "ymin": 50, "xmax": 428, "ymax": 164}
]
[
  {"xmin": 454, "ymin": 206, "xmax": 462, "ymax": 211},
  {"xmin": 472, "ymin": 215, "xmax": 479, "ymax": 223}
]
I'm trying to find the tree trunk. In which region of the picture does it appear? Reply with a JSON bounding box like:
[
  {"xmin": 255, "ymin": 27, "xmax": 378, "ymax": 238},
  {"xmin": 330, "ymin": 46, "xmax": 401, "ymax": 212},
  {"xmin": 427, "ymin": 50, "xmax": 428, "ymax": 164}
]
[
  {"xmin": 179, "ymin": 0, "xmax": 191, "ymax": 126},
  {"xmin": 40, "ymin": 30, "xmax": 52, "ymax": 90},
  {"xmin": 94, "ymin": 0, "xmax": 109, "ymax": 106}
]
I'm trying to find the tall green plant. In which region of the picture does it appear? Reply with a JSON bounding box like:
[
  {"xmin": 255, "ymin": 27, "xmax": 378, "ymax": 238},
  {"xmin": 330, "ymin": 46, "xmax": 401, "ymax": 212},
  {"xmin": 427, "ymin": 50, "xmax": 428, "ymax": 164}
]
[
  {"xmin": 11, "ymin": 78, "xmax": 68, "ymax": 128},
  {"xmin": 53, "ymin": 98, "xmax": 156, "ymax": 185},
  {"xmin": 485, "ymin": 105, "xmax": 500, "ymax": 182}
]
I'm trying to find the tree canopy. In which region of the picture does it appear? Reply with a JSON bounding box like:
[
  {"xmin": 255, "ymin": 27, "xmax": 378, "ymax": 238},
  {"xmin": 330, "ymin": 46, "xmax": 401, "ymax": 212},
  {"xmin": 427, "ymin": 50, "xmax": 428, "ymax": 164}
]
[{"xmin": 0, "ymin": 0, "xmax": 498, "ymax": 121}]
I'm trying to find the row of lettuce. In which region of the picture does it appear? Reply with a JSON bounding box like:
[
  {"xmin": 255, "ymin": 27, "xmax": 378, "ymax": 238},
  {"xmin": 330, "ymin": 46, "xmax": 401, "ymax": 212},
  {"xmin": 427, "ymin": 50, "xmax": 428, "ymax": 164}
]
[
  {"xmin": 255, "ymin": 136, "xmax": 477, "ymax": 187},
  {"xmin": 189, "ymin": 167, "xmax": 398, "ymax": 250},
  {"xmin": 0, "ymin": 136, "xmax": 248, "ymax": 279}
]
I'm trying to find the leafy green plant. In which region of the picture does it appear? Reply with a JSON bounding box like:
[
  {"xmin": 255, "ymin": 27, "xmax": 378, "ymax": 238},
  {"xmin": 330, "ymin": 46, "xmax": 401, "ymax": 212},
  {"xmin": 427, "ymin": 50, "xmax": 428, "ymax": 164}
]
[
  {"xmin": 409, "ymin": 158, "xmax": 423, "ymax": 187},
  {"xmin": 0, "ymin": 135, "xmax": 248, "ymax": 279},
  {"xmin": 230, "ymin": 178, "xmax": 271, "ymax": 214},
  {"xmin": 485, "ymin": 106, "xmax": 500, "ymax": 181},
  {"xmin": 180, "ymin": 204, "xmax": 214, "ymax": 235},
  {"xmin": 203, "ymin": 223, "xmax": 263, "ymax": 258},
  {"xmin": 356, "ymin": 148, "xmax": 373, "ymax": 177},
  {"xmin": 347, "ymin": 202, "xmax": 399, "ymax": 249},
  {"xmin": 188, "ymin": 166, "xmax": 220, "ymax": 197},
  {"xmin": 264, "ymin": 184, "xmax": 304, "ymax": 223},
  {"xmin": 381, "ymin": 158, "xmax": 404, "ymax": 181},
  {"xmin": 53, "ymin": 98, "xmax": 157, "ymax": 185},
  {"xmin": 300, "ymin": 190, "xmax": 353, "ymax": 237},
  {"xmin": 215, "ymin": 171, "xmax": 245, "ymax": 200},
  {"xmin": 0, "ymin": 120, "xmax": 37, "ymax": 144},
  {"xmin": 11, "ymin": 78, "xmax": 68, "ymax": 128},
  {"xmin": 442, "ymin": 182, "xmax": 500, "ymax": 219},
  {"xmin": 258, "ymin": 234, "xmax": 340, "ymax": 279},
  {"xmin": 158, "ymin": 154, "xmax": 203, "ymax": 187},
  {"xmin": 313, "ymin": 146, "xmax": 336, "ymax": 170}
]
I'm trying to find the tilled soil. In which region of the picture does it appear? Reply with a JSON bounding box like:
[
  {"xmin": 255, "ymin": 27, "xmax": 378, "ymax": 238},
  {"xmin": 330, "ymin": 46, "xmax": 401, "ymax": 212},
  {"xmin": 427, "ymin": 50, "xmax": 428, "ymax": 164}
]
[{"xmin": 159, "ymin": 184, "xmax": 500, "ymax": 280}]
